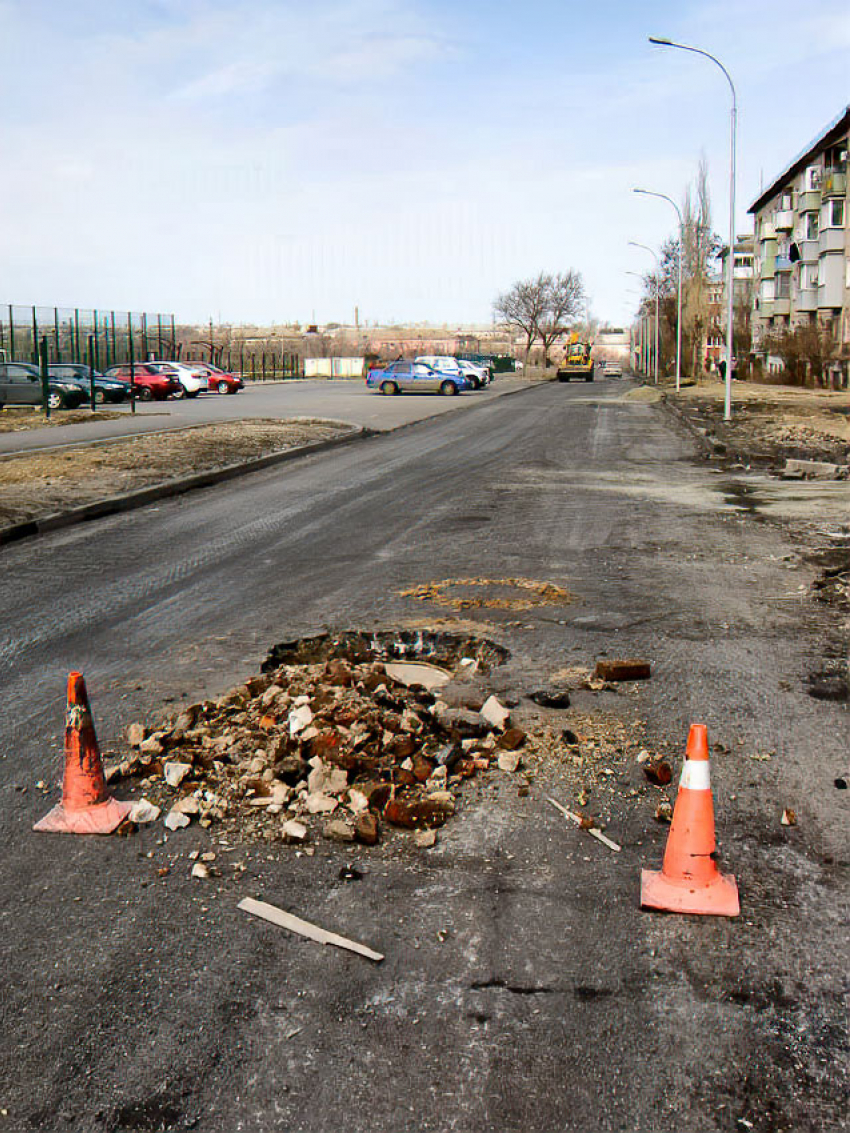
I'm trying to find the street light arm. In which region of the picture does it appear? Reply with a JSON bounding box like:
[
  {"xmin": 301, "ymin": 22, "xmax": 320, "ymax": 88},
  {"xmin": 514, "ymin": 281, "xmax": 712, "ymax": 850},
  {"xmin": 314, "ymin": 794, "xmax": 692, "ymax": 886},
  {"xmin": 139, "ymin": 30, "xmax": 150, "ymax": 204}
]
[
  {"xmin": 628, "ymin": 240, "xmax": 659, "ymax": 263},
  {"xmin": 648, "ymin": 36, "xmax": 736, "ymax": 108}
]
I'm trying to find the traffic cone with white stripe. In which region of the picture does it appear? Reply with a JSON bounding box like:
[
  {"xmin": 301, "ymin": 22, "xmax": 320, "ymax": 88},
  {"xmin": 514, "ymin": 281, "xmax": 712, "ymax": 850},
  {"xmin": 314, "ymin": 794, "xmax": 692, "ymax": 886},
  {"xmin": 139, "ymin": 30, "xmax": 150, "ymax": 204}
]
[
  {"xmin": 33, "ymin": 672, "xmax": 132, "ymax": 835},
  {"xmin": 640, "ymin": 724, "xmax": 739, "ymax": 916}
]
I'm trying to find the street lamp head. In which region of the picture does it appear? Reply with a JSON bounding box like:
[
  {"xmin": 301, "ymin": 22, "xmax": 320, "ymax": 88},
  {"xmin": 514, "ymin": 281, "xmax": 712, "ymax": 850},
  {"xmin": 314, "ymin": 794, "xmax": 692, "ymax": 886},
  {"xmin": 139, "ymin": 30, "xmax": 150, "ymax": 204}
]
[{"xmin": 648, "ymin": 36, "xmax": 673, "ymax": 46}]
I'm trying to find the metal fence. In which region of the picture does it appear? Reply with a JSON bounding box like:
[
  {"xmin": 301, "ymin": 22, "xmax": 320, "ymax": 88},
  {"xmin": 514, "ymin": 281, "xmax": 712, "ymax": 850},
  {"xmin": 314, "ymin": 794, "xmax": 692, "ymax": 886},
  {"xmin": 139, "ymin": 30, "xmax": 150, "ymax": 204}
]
[{"xmin": 0, "ymin": 305, "xmax": 175, "ymax": 370}]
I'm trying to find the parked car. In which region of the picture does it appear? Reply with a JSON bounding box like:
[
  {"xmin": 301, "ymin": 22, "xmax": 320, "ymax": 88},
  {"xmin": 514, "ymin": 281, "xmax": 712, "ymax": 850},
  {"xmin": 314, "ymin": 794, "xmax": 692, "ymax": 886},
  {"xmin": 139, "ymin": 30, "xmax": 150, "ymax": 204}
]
[
  {"xmin": 48, "ymin": 364, "xmax": 131, "ymax": 404},
  {"xmin": 455, "ymin": 359, "xmax": 491, "ymax": 388},
  {"xmin": 183, "ymin": 361, "xmax": 244, "ymax": 394},
  {"xmin": 367, "ymin": 360, "xmax": 472, "ymax": 396},
  {"xmin": 145, "ymin": 361, "xmax": 206, "ymax": 398},
  {"xmin": 603, "ymin": 362, "xmax": 623, "ymax": 377},
  {"xmin": 0, "ymin": 361, "xmax": 87, "ymax": 410},
  {"xmin": 414, "ymin": 355, "xmax": 486, "ymax": 389},
  {"xmin": 103, "ymin": 363, "xmax": 182, "ymax": 401}
]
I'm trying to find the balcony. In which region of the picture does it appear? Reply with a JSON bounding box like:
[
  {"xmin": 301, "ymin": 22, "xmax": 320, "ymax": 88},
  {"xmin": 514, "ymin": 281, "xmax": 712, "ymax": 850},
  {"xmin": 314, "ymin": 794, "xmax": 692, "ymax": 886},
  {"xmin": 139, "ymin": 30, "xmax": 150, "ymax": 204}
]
[
  {"xmin": 758, "ymin": 300, "xmax": 774, "ymax": 319},
  {"xmin": 798, "ymin": 189, "xmax": 821, "ymax": 213},
  {"xmin": 799, "ymin": 239, "xmax": 820, "ymax": 262},
  {"xmin": 773, "ymin": 297, "xmax": 791, "ymax": 315},
  {"xmin": 797, "ymin": 288, "xmax": 818, "ymax": 312},
  {"xmin": 760, "ymin": 256, "xmax": 775, "ymax": 280},
  {"xmin": 760, "ymin": 220, "xmax": 777, "ymax": 240},
  {"xmin": 820, "ymin": 227, "xmax": 846, "ymax": 253},
  {"xmin": 822, "ymin": 170, "xmax": 847, "ymax": 198},
  {"xmin": 774, "ymin": 210, "xmax": 794, "ymax": 230},
  {"xmin": 818, "ymin": 255, "xmax": 845, "ymax": 308},
  {"xmin": 774, "ymin": 255, "xmax": 793, "ymax": 272}
]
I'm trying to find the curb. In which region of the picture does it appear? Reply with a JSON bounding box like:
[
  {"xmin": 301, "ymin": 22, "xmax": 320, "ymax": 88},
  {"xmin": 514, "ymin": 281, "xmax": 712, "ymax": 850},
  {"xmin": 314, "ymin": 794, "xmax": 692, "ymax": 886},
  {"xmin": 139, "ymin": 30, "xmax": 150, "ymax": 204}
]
[{"xmin": 0, "ymin": 425, "xmax": 367, "ymax": 549}]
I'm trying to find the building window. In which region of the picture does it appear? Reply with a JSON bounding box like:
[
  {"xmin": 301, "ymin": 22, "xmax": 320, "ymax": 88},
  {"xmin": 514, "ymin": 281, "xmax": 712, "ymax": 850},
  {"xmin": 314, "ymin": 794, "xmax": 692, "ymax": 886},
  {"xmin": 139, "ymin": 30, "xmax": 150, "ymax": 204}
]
[
  {"xmin": 806, "ymin": 165, "xmax": 822, "ymax": 191},
  {"xmin": 824, "ymin": 198, "xmax": 845, "ymax": 228},
  {"xmin": 775, "ymin": 275, "xmax": 790, "ymax": 299},
  {"xmin": 805, "ymin": 212, "xmax": 820, "ymax": 240},
  {"xmin": 780, "ymin": 191, "xmax": 792, "ymax": 210}
]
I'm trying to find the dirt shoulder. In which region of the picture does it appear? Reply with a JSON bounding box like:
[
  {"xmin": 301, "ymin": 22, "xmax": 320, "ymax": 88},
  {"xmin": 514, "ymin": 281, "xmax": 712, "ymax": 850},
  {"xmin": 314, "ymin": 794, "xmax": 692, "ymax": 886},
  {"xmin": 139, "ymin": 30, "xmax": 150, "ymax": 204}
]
[
  {"xmin": 0, "ymin": 418, "xmax": 353, "ymax": 528},
  {"xmin": 665, "ymin": 378, "xmax": 850, "ymax": 470},
  {"xmin": 0, "ymin": 407, "xmax": 128, "ymax": 433}
]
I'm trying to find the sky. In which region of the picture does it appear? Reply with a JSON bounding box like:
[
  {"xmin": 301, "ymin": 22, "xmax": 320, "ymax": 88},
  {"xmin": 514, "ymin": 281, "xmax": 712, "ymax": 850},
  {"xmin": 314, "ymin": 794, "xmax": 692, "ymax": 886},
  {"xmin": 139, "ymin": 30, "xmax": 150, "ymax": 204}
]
[{"xmin": 2, "ymin": 0, "xmax": 849, "ymax": 329}]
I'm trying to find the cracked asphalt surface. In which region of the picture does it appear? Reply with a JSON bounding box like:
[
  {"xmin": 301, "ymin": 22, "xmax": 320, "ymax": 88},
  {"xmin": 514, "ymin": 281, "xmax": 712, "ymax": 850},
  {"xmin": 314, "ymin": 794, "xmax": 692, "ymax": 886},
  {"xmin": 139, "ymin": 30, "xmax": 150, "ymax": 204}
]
[{"xmin": 0, "ymin": 378, "xmax": 847, "ymax": 1132}]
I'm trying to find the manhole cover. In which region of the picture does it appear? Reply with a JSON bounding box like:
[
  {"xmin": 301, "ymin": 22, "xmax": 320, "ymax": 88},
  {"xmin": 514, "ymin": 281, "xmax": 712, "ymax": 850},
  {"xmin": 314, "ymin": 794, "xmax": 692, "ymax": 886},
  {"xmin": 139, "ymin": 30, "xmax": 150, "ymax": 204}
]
[{"xmin": 400, "ymin": 577, "xmax": 573, "ymax": 611}]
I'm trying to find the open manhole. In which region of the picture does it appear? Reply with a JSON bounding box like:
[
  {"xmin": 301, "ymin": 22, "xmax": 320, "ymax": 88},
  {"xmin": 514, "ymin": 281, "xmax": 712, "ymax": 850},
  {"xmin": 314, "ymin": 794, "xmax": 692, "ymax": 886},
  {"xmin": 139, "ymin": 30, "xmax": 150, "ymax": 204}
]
[
  {"xmin": 263, "ymin": 628, "xmax": 509, "ymax": 673},
  {"xmin": 399, "ymin": 577, "xmax": 574, "ymax": 612}
]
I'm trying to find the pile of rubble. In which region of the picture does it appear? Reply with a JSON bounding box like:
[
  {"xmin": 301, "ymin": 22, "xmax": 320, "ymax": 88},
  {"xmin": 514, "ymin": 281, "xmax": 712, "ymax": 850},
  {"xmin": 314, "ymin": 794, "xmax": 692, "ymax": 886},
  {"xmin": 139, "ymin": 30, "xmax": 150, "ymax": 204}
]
[{"xmin": 111, "ymin": 657, "xmax": 529, "ymax": 848}]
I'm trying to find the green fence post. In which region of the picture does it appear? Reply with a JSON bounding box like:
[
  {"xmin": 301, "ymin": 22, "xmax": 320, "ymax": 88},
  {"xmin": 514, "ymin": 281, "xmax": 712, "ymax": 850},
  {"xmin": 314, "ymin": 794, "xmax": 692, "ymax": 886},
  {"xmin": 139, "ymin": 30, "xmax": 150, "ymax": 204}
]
[
  {"xmin": 39, "ymin": 336, "xmax": 50, "ymax": 420},
  {"xmin": 88, "ymin": 334, "xmax": 96, "ymax": 412},
  {"xmin": 128, "ymin": 315, "xmax": 136, "ymax": 415},
  {"xmin": 31, "ymin": 307, "xmax": 39, "ymax": 365}
]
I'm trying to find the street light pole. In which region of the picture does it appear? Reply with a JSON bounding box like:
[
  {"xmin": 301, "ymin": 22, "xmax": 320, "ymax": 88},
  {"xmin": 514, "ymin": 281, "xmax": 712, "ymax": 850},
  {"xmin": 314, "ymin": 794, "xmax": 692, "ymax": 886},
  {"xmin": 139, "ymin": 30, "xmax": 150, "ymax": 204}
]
[
  {"xmin": 628, "ymin": 243, "xmax": 660, "ymax": 385},
  {"xmin": 649, "ymin": 36, "xmax": 737, "ymax": 420},
  {"xmin": 626, "ymin": 268, "xmax": 658, "ymax": 385},
  {"xmin": 633, "ymin": 188, "xmax": 683, "ymax": 392}
]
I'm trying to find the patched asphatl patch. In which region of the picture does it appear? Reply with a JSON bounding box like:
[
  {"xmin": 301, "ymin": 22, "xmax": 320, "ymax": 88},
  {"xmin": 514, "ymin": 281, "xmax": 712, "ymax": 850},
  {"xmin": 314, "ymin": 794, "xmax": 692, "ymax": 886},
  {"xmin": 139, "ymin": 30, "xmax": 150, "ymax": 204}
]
[{"xmin": 400, "ymin": 577, "xmax": 573, "ymax": 611}]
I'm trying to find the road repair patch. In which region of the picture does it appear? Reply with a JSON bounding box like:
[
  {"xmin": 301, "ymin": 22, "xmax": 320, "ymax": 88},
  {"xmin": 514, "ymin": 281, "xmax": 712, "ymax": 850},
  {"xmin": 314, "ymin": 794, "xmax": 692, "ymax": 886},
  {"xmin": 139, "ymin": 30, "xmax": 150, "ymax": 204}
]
[{"xmin": 399, "ymin": 577, "xmax": 574, "ymax": 611}]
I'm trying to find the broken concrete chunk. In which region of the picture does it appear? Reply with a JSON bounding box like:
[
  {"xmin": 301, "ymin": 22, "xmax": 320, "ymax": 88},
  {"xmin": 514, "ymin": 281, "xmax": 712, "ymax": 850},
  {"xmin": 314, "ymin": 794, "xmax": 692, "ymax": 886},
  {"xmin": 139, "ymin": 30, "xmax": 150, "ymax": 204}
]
[
  {"xmin": 593, "ymin": 659, "xmax": 652, "ymax": 682},
  {"xmin": 164, "ymin": 809, "xmax": 191, "ymax": 831},
  {"xmin": 784, "ymin": 458, "xmax": 849, "ymax": 481},
  {"xmin": 323, "ymin": 819, "xmax": 355, "ymax": 843},
  {"xmin": 139, "ymin": 735, "xmax": 164, "ymax": 756},
  {"xmin": 384, "ymin": 661, "xmax": 452, "ymax": 691},
  {"xmin": 172, "ymin": 796, "xmax": 200, "ymax": 816},
  {"xmin": 163, "ymin": 761, "xmax": 193, "ymax": 788},
  {"xmin": 305, "ymin": 792, "xmax": 338, "ymax": 815},
  {"xmin": 128, "ymin": 798, "xmax": 160, "ymax": 824},
  {"xmin": 414, "ymin": 828, "xmax": 437, "ymax": 848},
  {"xmin": 480, "ymin": 695, "xmax": 510, "ymax": 730},
  {"xmin": 288, "ymin": 703, "xmax": 314, "ymax": 737},
  {"xmin": 282, "ymin": 819, "xmax": 308, "ymax": 842},
  {"xmin": 190, "ymin": 862, "xmax": 210, "ymax": 879},
  {"xmin": 126, "ymin": 722, "xmax": 146, "ymax": 748},
  {"xmin": 497, "ymin": 750, "xmax": 522, "ymax": 773}
]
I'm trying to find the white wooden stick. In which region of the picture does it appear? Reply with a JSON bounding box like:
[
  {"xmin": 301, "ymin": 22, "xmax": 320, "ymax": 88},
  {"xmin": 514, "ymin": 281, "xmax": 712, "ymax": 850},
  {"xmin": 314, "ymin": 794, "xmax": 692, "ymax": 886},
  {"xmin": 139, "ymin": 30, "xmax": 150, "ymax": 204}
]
[
  {"xmin": 238, "ymin": 897, "xmax": 384, "ymax": 962},
  {"xmin": 547, "ymin": 796, "xmax": 621, "ymax": 852}
]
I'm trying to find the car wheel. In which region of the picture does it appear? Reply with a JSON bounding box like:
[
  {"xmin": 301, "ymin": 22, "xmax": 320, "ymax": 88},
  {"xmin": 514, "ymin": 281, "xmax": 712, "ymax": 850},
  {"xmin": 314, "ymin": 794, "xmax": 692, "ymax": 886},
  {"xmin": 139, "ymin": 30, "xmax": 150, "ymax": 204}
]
[
  {"xmin": 440, "ymin": 380, "xmax": 458, "ymax": 396},
  {"xmin": 380, "ymin": 381, "xmax": 400, "ymax": 396},
  {"xmin": 172, "ymin": 385, "xmax": 186, "ymax": 399},
  {"xmin": 217, "ymin": 380, "xmax": 230, "ymax": 394},
  {"xmin": 138, "ymin": 387, "xmax": 153, "ymax": 402},
  {"xmin": 185, "ymin": 390, "xmax": 199, "ymax": 399},
  {"xmin": 47, "ymin": 391, "xmax": 64, "ymax": 410}
]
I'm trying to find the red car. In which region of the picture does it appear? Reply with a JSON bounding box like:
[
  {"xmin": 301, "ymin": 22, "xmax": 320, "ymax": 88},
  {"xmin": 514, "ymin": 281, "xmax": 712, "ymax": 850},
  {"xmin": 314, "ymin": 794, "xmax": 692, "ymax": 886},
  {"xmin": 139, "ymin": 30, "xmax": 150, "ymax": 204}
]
[
  {"xmin": 186, "ymin": 361, "xmax": 245, "ymax": 394},
  {"xmin": 104, "ymin": 364, "xmax": 182, "ymax": 401}
]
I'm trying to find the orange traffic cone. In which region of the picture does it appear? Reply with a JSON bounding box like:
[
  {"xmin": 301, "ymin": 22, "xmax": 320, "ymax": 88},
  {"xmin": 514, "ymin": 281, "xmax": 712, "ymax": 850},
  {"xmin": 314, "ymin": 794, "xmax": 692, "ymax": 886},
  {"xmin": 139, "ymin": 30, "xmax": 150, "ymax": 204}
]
[
  {"xmin": 33, "ymin": 672, "xmax": 132, "ymax": 835},
  {"xmin": 640, "ymin": 724, "xmax": 739, "ymax": 916}
]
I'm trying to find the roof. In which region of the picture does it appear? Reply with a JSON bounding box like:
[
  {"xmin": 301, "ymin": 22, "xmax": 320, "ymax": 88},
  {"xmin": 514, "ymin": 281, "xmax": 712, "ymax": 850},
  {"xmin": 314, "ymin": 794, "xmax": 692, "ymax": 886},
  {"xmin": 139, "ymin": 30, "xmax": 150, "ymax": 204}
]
[{"xmin": 748, "ymin": 105, "xmax": 850, "ymax": 215}]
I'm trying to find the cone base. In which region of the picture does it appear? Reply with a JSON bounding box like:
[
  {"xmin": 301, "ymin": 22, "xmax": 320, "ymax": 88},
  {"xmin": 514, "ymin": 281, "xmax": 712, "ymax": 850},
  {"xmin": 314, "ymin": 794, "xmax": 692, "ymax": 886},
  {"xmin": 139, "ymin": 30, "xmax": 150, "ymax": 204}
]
[
  {"xmin": 640, "ymin": 868, "xmax": 740, "ymax": 917},
  {"xmin": 33, "ymin": 797, "xmax": 132, "ymax": 835}
]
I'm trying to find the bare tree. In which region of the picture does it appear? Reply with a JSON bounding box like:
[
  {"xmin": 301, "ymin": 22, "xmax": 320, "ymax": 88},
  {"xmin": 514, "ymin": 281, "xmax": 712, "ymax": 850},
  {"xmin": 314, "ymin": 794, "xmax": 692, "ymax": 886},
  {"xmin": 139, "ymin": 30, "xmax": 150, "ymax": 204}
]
[
  {"xmin": 494, "ymin": 269, "xmax": 587, "ymax": 365},
  {"xmin": 536, "ymin": 270, "xmax": 586, "ymax": 365},
  {"xmin": 493, "ymin": 274, "xmax": 549, "ymax": 365}
]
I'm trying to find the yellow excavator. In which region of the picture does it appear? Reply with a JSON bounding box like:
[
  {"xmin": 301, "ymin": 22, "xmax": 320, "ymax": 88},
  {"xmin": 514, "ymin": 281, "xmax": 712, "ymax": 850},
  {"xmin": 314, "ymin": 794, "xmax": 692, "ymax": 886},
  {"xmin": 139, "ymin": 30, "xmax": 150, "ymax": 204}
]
[{"xmin": 557, "ymin": 340, "xmax": 594, "ymax": 382}]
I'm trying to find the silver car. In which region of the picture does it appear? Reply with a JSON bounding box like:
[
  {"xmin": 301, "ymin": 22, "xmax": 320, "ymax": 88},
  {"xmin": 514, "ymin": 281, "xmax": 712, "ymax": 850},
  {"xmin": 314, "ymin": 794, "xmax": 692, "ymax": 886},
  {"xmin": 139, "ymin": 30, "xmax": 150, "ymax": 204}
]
[{"xmin": 366, "ymin": 361, "xmax": 472, "ymax": 396}]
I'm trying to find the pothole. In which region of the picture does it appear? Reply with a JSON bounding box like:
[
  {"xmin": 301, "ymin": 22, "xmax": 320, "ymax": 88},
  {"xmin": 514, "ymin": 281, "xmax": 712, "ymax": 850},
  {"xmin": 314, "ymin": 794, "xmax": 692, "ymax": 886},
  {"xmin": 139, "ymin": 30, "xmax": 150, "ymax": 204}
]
[
  {"xmin": 262, "ymin": 628, "xmax": 509, "ymax": 672},
  {"xmin": 399, "ymin": 577, "xmax": 574, "ymax": 611}
]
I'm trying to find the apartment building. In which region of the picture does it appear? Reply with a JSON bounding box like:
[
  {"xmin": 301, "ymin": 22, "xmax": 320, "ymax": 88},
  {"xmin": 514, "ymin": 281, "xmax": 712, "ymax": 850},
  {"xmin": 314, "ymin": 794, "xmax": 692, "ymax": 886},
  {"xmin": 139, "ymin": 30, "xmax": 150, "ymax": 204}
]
[
  {"xmin": 703, "ymin": 236, "xmax": 755, "ymax": 370},
  {"xmin": 748, "ymin": 105, "xmax": 849, "ymax": 385}
]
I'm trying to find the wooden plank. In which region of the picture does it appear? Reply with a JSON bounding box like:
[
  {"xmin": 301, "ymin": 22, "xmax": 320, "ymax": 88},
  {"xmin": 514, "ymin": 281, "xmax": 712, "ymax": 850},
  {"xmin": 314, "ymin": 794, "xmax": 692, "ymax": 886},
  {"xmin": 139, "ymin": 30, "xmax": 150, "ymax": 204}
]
[
  {"xmin": 547, "ymin": 796, "xmax": 621, "ymax": 852},
  {"xmin": 238, "ymin": 897, "xmax": 384, "ymax": 962}
]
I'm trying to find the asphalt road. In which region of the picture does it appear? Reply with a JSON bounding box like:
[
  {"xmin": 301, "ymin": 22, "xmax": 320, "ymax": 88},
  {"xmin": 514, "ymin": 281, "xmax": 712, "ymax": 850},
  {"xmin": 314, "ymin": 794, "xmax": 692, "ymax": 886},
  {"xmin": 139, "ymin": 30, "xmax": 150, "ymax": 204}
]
[
  {"xmin": 0, "ymin": 379, "xmax": 846, "ymax": 1133},
  {"xmin": 0, "ymin": 376, "xmax": 531, "ymax": 455}
]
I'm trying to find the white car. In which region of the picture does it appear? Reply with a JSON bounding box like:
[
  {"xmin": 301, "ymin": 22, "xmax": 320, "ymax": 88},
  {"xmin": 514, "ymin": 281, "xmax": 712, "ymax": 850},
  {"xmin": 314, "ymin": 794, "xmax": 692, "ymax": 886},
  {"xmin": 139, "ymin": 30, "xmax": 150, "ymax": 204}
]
[
  {"xmin": 415, "ymin": 355, "xmax": 487, "ymax": 390},
  {"xmin": 146, "ymin": 361, "xmax": 207, "ymax": 398},
  {"xmin": 455, "ymin": 359, "xmax": 491, "ymax": 388},
  {"xmin": 603, "ymin": 362, "xmax": 623, "ymax": 377}
]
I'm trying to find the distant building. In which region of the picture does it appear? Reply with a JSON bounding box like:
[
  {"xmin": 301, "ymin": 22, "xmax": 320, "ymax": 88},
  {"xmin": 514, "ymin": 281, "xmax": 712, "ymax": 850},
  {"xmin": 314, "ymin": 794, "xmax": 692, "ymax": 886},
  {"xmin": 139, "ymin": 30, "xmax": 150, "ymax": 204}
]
[
  {"xmin": 705, "ymin": 235, "xmax": 754, "ymax": 370},
  {"xmin": 748, "ymin": 105, "xmax": 849, "ymax": 386}
]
